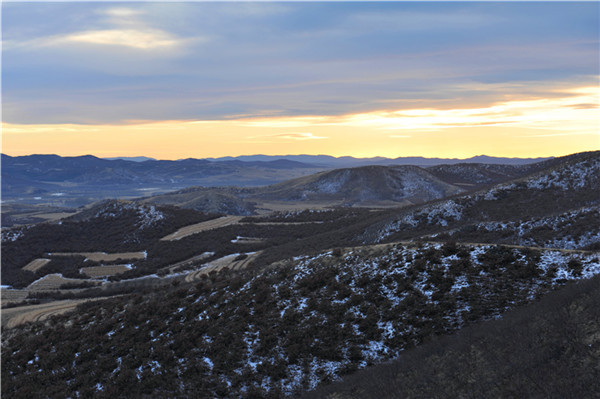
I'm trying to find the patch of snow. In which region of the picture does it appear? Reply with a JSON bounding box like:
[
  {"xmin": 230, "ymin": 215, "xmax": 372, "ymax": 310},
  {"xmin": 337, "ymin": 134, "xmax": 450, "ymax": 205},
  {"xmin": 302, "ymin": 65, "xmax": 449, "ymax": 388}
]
[
  {"xmin": 451, "ymin": 275, "xmax": 470, "ymax": 293},
  {"xmin": 203, "ymin": 357, "xmax": 214, "ymax": 370}
]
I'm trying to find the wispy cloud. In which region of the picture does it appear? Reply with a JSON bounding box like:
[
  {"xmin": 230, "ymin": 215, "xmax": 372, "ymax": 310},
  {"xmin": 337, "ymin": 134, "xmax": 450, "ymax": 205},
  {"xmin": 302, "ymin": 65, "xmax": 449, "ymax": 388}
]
[
  {"xmin": 234, "ymin": 86, "xmax": 598, "ymax": 136},
  {"xmin": 102, "ymin": 7, "xmax": 143, "ymax": 19},
  {"xmin": 4, "ymin": 5, "xmax": 187, "ymax": 51},
  {"xmin": 274, "ymin": 132, "xmax": 326, "ymax": 140},
  {"xmin": 2, "ymin": 2, "xmax": 598, "ymax": 130},
  {"xmin": 52, "ymin": 28, "xmax": 180, "ymax": 50},
  {"xmin": 248, "ymin": 132, "xmax": 327, "ymax": 141}
]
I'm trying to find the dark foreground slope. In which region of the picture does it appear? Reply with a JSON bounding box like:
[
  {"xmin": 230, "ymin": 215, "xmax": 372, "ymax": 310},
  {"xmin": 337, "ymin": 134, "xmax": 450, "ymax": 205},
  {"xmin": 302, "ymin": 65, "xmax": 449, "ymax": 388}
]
[
  {"xmin": 308, "ymin": 274, "xmax": 600, "ymax": 399},
  {"xmin": 2, "ymin": 242, "xmax": 598, "ymax": 397}
]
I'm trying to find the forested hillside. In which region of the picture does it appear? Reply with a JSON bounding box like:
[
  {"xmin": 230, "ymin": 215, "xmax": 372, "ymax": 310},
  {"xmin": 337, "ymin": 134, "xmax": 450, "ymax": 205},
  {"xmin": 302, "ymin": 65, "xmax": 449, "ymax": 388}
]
[
  {"xmin": 308, "ymin": 273, "xmax": 600, "ymax": 399},
  {"xmin": 2, "ymin": 242, "xmax": 598, "ymax": 397},
  {"xmin": 1, "ymin": 151, "xmax": 599, "ymax": 398}
]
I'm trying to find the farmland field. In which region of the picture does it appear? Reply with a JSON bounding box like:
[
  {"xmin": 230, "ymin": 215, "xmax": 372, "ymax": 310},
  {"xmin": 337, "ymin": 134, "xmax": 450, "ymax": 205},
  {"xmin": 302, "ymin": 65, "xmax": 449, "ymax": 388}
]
[
  {"xmin": 81, "ymin": 265, "xmax": 132, "ymax": 278},
  {"xmin": 27, "ymin": 274, "xmax": 96, "ymax": 291},
  {"xmin": 184, "ymin": 251, "xmax": 261, "ymax": 282},
  {"xmin": 48, "ymin": 251, "xmax": 146, "ymax": 262},
  {"xmin": 22, "ymin": 258, "xmax": 51, "ymax": 272},
  {"xmin": 2, "ymin": 299, "xmax": 98, "ymax": 328},
  {"xmin": 160, "ymin": 215, "xmax": 243, "ymax": 241},
  {"xmin": 0, "ymin": 289, "xmax": 28, "ymax": 303}
]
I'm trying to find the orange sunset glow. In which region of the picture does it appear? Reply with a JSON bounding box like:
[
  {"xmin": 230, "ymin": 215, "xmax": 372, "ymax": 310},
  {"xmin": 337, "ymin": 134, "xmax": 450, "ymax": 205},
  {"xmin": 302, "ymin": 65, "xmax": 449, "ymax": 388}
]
[
  {"xmin": 2, "ymin": 2, "xmax": 599, "ymax": 159},
  {"xmin": 3, "ymin": 85, "xmax": 598, "ymax": 159}
]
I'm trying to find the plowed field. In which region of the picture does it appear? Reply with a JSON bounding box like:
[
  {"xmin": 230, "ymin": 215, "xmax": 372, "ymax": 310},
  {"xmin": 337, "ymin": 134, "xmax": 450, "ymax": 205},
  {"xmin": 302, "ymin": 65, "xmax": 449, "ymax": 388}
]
[
  {"xmin": 81, "ymin": 265, "xmax": 131, "ymax": 278},
  {"xmin": 1, "ymin": 289, "xmax": 28, "ymax": 303},
  {"xmin": 160, "ymin": 216, "xmax": 242, "ymax": 241},
  {"xmin": 184, "ymin": 251, "xmax": 261, "ymax": 282},
  {"xmin": 2, "ymin": 299, "xmax": 97, "ymax": 329},
  {"xmin": 22, "ymin": 258, "xmax": 51, "ymax": 272},
  {"xmin": 27, "ymin": 274, "xmax": 96, "ymax": 291},
  {"xmin": 48, "ymin": 252, "xmax": 146, "ymax": 262}
]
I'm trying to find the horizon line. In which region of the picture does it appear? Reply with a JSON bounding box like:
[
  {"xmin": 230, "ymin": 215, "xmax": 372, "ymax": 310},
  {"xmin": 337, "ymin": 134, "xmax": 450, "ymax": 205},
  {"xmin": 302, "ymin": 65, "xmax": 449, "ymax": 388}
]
[{"xmin": 1, "ymin": 151, "xmax": 583, "ymax": 162}]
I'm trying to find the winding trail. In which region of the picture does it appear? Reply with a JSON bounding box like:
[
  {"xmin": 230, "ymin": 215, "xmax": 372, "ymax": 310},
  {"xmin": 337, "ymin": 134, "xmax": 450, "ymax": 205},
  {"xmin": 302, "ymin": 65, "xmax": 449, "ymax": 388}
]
[{"xmin": 2, "ymin": 299, "xmax": 101, "ymax": 329}]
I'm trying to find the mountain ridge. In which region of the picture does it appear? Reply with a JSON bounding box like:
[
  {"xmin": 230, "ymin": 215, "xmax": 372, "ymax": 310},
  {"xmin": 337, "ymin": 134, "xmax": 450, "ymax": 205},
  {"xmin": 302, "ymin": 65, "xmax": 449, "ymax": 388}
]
[
  {"xmin": 205, "ymin": 154, "xmax": 552, "ymax": 167},
  {"xmin": 1, "ymin": 152, "xmax": 554, "ymax": 212}
]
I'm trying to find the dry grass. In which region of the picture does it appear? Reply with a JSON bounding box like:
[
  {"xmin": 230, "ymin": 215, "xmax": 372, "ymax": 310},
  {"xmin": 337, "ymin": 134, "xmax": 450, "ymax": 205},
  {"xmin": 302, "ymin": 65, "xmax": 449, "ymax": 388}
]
[
  {"xmin": 80, "ymin": 265, "xmax": 131, "ymax": 278},
  {"xmin": 160, "ymin": 216, "xmax": 243, "ymax": 241},
  {"xmin": 184, "ymin": 251, "xmax": 262, "ymax": 282},
  {"xmin": 22, "ymin": 258, "xmax": 51, "ymax": 272},
  {"xmin": 49, "ymin": 251, "xmax": 146, "ymax": 262},
  {"xmin": 1, "ymin": 299, "xmax": 98, "ymax": 329}
]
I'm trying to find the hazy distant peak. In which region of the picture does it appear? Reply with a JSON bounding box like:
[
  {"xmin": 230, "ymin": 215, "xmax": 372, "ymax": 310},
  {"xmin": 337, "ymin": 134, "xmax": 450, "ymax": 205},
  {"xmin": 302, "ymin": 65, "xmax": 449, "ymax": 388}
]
[{"xmin": 103, "ymin": 156, "xmax": 156, "ymax": 162}]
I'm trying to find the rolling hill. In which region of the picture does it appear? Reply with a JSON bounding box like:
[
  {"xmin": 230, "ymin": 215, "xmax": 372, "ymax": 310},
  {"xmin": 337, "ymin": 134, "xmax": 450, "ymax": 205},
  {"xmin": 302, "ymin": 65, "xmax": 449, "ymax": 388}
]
[
  {"xmin": 1, "ymin": 153, "xmax": 550, "ymax": 211},
  {"xmin": 137, "ymin": 160, "xmax": 547, "ymax": 213},
  {"xmin": 1, "ymin": 151, "xmax": 598, "ymax": 398},
  {"xmin": 0, "ymin": 154, "xmax": 323, "ymax": 209},
  {"xmin": 249, "ymin": 165, "xmax": 464, "ymax": 204}
]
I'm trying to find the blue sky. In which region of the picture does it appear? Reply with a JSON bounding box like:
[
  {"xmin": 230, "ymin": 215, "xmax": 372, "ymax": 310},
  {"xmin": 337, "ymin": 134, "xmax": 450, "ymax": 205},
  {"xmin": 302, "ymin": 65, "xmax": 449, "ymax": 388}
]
[{"xmin": 2, "ymin": 2, "xmax": 598, "ymax": 158}]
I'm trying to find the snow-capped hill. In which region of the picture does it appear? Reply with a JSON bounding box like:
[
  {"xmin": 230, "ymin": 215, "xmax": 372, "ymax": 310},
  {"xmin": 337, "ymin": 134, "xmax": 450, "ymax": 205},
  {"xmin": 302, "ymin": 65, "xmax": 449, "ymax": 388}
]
[
  {"xmin": 138, "ymin": 187, "xmax": 256, "ymax": 215},
  {"xmin": 1, "ymin": 226, "xmax": 29, "ymax": 243},
  {"xmin": 475, "ymin": 152, "xmax": 599, "ymax": 200},
  {"xmin": 68, "ymin": 200, "xmax": 164, "ymax": 229},
  {"xmin": 254, "ymin": 165, "xmax": 464, "ymax": 204},
  {"xmin": 373, "ymin": 199, "xmax": 465, "ymax": 242},
  {"xmin": 368, "ymin": 151, "xmax": 600, "ymax": 245},
  {"xmin": 525, "ymin": 153, "xmax": 599, "ymax": 190},
  {"xmin": 427, "ymin": 163, "xmax": 527, "ymax": 186},
  {"xmin": 437, "ymin": 205, "xmax": 600, "ymax": 250}
]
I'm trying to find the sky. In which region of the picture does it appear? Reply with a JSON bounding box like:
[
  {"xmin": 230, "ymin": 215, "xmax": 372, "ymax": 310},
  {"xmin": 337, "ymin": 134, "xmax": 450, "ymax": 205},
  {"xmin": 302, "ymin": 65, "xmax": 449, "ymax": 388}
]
[{"xmin": 2, "ymin": 1, "xmax": 599, "ymax": 160}]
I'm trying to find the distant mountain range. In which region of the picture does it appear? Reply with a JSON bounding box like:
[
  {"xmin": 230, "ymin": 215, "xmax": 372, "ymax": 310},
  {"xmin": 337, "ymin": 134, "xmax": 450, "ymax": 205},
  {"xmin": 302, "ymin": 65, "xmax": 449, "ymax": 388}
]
[
  {"xmin": 1, "ymin": 153, "xmax": 551, "ymax": 208},
  {"xmin": 103, "ymin": 154, "xmax": 551, "ymax": 166},
  {"xmin": 138, "ymin": 159, "xmax": 564, "ymax": 215},
  {"xmin": 204, "ymin": 154, "xmax": 551, "ymax": 168},
  {"xmin": 0, "ymin": 154, "xmax": 322, "ymax": 207}
]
